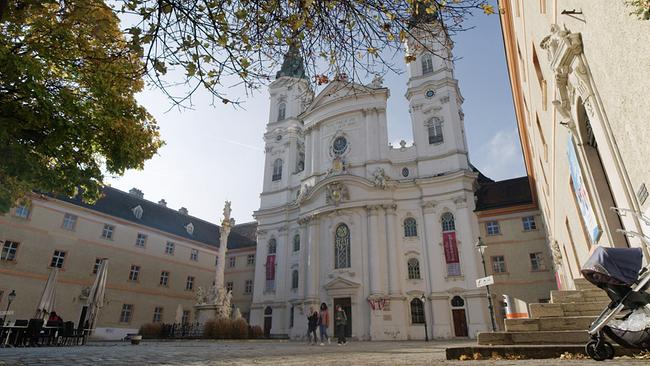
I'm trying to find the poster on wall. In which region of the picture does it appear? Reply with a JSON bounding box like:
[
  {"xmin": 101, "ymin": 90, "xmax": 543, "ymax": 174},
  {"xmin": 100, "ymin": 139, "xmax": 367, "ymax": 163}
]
[
  {"xmin": 443, "ymin": 231, "xmax": 461, "ymax": 276},
  {"xmin": 567, "ymin": 136, "xmax": 602, "ymax": 243}
]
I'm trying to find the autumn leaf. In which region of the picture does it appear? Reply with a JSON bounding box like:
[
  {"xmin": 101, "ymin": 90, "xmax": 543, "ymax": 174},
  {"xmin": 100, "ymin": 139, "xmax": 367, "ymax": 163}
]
[{"xmin": 481, "ymin": 3, "xmax": 495, "ymax": 15}]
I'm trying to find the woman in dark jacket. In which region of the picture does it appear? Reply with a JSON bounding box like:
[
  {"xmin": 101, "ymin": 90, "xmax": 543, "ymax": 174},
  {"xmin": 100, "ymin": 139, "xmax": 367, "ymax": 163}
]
[
  {"xmin": 334, "ymin": 305, "xmax": 347, "ymax": 345},
  {"xmin": 307, "ymin": 306, "xmax": 319, "ymax": 345}
]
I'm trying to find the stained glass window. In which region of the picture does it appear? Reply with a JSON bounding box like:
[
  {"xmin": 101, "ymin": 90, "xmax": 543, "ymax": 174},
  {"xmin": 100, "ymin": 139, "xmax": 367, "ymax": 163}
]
[{"xmin": 334, "ymin": 224, "xmax": 351, "ymax": 269}]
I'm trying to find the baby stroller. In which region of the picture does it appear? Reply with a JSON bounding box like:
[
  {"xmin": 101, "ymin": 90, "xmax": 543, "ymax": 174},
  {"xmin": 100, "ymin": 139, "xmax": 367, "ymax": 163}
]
[{"xmin": 581, "ymin": 245, "xmax": 650, "ymax": 360}]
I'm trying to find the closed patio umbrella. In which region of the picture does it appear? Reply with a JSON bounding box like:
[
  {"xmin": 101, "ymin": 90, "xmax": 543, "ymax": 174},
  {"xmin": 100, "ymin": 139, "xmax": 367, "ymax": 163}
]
[
  {"xmin": 175, "ymin": 304, "xmax": 184, "ymax": 324},
  {"xmin": 85, "ymin": 259, "xmax": 108, "ymax": 335},
  {"xmin": 35, "ymin": 268, "xmax": 58, "ymax": 320}
]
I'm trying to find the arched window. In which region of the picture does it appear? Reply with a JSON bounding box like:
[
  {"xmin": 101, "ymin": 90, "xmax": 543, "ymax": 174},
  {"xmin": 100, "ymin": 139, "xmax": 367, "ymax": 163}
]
[
  {"xmin": 293, "ymin": 234, "xmax": 300, "ymax": 252},
  {"xmin": 268, "ymin": 238, "xmax": 277, "ymax": 254},
  {"xmin": 272, "ymin": 159, "xmax": 283, "ymax": 181},
  {"xmin": 441, "ymin": 212, "xmax": 461, "ymax": 276},
  {"xmin": 410, "ymin": 298, "xmax": 425, "ymax": 324},
  {"xmin": 277, "ymin": 102, "xmax": 286, "ymax": 121},
  {"xmin": 264, "ymin": 306, "xmax": 273, "ymax": 315},
  {"xmin": 442, "ymin": 212, "xmax": 455, "ymax": 232},
  {"xmin": 404, "ymin": 217, "xmax": 417, "ymax": 237},
  {"xmin": 334, "ymin": 224, "xmax": 351, "ymax": 269},
  {"xmin": 428, "ymin": 117, "xmax": 444, "ymax": 144},
  {"xmin": 407, "ymin": 258, "xmax": 421, "ymax": 279},
  {"xmin": 291, "ymin": 269, "xmax": 299, "ymax": 289},
  {"xmin": 421, "ymin": 54, "xmax": 434, "ymax": 74},
  {"xmin": 451, "ymin": 296, "xmax": 465, "ymax": 308}
]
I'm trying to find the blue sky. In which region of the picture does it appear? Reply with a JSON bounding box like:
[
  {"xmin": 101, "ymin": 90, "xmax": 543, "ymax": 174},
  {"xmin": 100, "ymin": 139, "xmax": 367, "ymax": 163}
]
[{"xmin": 106, "ymin": 6, "xmax": 526, "ymax": 224}]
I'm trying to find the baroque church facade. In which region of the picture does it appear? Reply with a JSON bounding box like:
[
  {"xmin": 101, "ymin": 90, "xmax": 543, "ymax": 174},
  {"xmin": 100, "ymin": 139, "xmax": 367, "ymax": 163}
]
[{"xmin": 250, "ymin": 23, "xmax": 490, "ymax": 340}]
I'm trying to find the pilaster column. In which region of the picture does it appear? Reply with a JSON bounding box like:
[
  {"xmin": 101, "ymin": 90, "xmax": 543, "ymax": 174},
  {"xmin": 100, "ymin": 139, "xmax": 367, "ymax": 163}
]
[
  {"xmin": 304, "ymin": 127, "xmax": 313, "ymax": 174},
  {"xmin": 384, "ymin": 204, "xmax": 401, "ymax": 295},
  {"xmin": 367, "ymin": 205, "xmax": 384, "ymax": 296},
  {"xmin": 306, "ymin": 216, "xmax": 320, "ymax": 299},
  {"xmin": 298, "ymin": 217, "xmax": 310, "ymax": 299},
  {"xmin": 310, "ymin": 127, "xmax": 320, "ymax": 175}
]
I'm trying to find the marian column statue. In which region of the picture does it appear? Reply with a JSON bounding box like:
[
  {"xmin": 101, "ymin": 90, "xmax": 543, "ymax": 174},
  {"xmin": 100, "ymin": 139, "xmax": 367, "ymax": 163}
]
[{"xmin": 214, "ymin": 201, "xmax": 235, "ymax": 289}]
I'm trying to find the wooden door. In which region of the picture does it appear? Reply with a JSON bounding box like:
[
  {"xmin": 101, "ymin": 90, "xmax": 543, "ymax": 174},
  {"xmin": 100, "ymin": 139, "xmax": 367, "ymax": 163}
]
[
  {"xmin": 334, "ymin": 297, "xmax": 352, "ymax": 337},
  {"xmin": 452, "ymin": 309, "xmax": 468, "ymax": 337},
  {"xmin": 263, "ymin": 316, "xmax": 272, "ymax": 337}
]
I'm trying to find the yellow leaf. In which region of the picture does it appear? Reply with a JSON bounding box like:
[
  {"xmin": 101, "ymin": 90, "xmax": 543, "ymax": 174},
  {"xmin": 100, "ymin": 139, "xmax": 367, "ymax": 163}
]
[
  {"xmin": 481, "ymin": 3, "xmax": 495, "ymax": 15},
  {"xmin": 367, "ymin": 47, "xmax": 378, "ymax": 56},
  {"xmin": 387, "ymin": 33, "xmax": 395, "ymax": 41}
]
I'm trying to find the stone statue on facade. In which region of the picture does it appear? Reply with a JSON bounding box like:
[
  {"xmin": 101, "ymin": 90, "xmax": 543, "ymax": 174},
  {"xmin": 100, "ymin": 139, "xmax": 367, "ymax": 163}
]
[
  {"xmin": 196, "ymin": 286, "xmax": 207, "ymax": 305},
  {"xmin": 372, "ymin": 167, "xmax": 389, "ymax": 190}
]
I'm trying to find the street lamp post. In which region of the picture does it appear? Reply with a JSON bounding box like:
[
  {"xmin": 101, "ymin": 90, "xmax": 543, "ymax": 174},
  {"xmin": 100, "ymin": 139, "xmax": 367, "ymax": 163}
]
[
  {"xmin": 420, "ymin": 294, "xmax": 429, "ymax": 342},
  {"xmin": 2, "ymin": 290, "xmax": 16, "ymax": 326},
  {"xmin": 475, "ymin": 238, "xmax": 497, "ymax": 332}
]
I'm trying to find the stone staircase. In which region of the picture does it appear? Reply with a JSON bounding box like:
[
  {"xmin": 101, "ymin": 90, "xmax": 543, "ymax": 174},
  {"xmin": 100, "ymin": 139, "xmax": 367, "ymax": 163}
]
[{"xmin": 478, "ymin": 278, "xmax": 611, "ymax": 345}]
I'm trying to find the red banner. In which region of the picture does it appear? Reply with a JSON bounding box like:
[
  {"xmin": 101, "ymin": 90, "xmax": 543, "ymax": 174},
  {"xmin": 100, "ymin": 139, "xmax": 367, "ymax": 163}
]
[
  {"xmin": 265, "ymin": 255, "xmax": 275, "ymax": 280},
  {"xmin": 443, "ymin": 232, "xmax": 459, "ymax": 264}
]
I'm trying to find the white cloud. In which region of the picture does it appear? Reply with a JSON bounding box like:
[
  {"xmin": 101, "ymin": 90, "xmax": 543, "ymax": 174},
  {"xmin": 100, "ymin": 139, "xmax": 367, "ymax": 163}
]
[{"xmin": 470, "ymin": 128, "xmax": 526, "ymax": 181}]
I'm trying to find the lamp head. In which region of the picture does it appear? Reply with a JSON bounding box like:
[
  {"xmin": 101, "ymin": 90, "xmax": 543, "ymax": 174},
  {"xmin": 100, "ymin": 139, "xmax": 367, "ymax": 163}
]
[
  {"xmin": 475, "ymin": 237, "xmax": 486, "ymax": 254},
  {"xmin": 8, "ymin": 290, "xmax": 16, "ymax": 302}
]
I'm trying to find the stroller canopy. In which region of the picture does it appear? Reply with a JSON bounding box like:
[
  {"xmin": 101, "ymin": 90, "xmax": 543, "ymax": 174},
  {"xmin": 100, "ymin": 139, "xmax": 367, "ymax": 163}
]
[{"xmin": 581, "ymin": 246, "xmax": 643, "ymax": 286}]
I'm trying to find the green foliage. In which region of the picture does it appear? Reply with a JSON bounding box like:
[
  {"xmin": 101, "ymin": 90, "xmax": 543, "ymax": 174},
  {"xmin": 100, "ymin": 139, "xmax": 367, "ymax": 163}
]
[
  {"xmin": 627, "ymin": 0, "xmax": 650, "ymax": 19},
  {"xmin": 0, "ymin": 1, "xmax": 163, "ymax": 212}
]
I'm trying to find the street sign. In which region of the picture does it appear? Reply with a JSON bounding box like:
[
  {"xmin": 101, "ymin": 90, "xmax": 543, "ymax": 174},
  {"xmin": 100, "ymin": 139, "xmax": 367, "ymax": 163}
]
[{"xmin": 476, "ymin": 275, "xmax": 494, "ymax": 288}]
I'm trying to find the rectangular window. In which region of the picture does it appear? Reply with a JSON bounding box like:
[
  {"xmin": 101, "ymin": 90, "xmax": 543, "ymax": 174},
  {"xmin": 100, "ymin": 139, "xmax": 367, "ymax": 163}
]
[
  {"xmin": 92, "ymin": 258, "xmax": 102, "ymax": 274},
  {"xmin": 522, "ymin": 216, "xmax": 537, "ymax": 231},
  {"xmin": 289, "ymin": 306, "xmax": 294, "ymax": 328},
  {"xmin": 62, "ymin": 213, "xmax": 78, "ymax": 231},
  {"xmin": 182, "ymin": 310, "xmax": 190, "ymax": 325},
  {"xmin": 539, "ymin": 0, "xmax": 546, "ymax": 14},
  {"xmin": 128, "ymin": 265, "xmax": 140, "ymax": 281},
  {"xmin": 245, "ymin": 280, "xmax": 253, "ymax": 294},
  {"xmin": 14, "ymin": 204, "xmax": 30, "ymax": 219},
  {"xmin": 119, "ymin": 304, "xmax": 133, "ymax": 323},
  {"xmin": 491, "ymin": 255, "xmax": 507, "ymax": 273},
  {"xmin": 50, "ymin": 250, "xmax": 66, "ymax": 268},
  {"xmin": 532, "ymin": 46, "xmax": 547, "ymax": 110},
  {"xmin": 165, "ymin": 242, "xmax": 175, "ymax": 255},
  {"xmin": 226, "ymin": 281, "xmax": 234, "ymax": 292},
  {"xmin": 428, "ymin": 121, "xmax": 444, "ymax": 144},
  {"xmin": 135, "ymin": 233, "xmax": 147, "ymax": 248},
  {"xmin": 153, "ymin": 307, "xmax": 163, "ymax": 323},
  {"xmin": 1, "ymin": 241, "xmax": 19, "ymax": 261},
  {"xmin": 101, "ymin": 224, "xmax": 115, "ymax": 240},
  {"xmin": 247, "ymin": 254, "xmax": 255, "ymax": 266},
  {"xmin": 185, "ymin": 276, "xmax": 194, "ymax": 290},
  {"xmin": 228, "ymin": 256, "xmax": 236, "ymax": 268},
  {"xmin": 486, "ymin": 221, "xmax": 501, "ymax": 236},
  {"xmin": 190, "ymin": 249, "xmax": 198, "ymax": 261},
  {"xmin": 160, "ymin": 271, "xmax": 169, "ymax": 286},
  {"xmin": 530, "ymin": 252, "xmax": 546, "ymax": 271}
]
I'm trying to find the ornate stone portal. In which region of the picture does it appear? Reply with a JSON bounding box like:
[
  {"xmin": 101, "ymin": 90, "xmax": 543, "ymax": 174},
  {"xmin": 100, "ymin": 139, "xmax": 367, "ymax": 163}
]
[{"xmin": 195, "ymin": 201, "xmax": 237, "ymax": 323}]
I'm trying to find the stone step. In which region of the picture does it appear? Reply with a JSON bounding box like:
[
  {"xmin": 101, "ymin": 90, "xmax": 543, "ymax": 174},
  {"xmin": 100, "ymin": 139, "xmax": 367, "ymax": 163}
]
[
  {"xmin": 477, "ymin": 330, "xmax": 589, "ymax": 345},
  {"xmin": 550, "ymin": 289, "xmax": 610, "ymax": 304},
  {"xmin": 574, "ymin": 278, "xmax": 598, "ymax": 291},
  {"xmin": 505, "ymin": 316, "xmax": 594, "ymax": 332},
  {"xmin": 529, "ymin": 301, "xmax": 609, "ymax": 318}
]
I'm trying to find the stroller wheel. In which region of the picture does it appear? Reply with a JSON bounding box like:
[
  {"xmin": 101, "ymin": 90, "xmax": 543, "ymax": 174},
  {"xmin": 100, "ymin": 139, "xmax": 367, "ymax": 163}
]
[{"xmin": 586, "ymin": 340, "xmax": 615, "ymax": 361}]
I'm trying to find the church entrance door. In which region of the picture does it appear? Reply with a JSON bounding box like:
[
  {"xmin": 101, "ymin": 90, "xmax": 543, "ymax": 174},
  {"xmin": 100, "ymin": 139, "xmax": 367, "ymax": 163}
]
[
  {"xmin": 334, "ymin": 297, "xmax": 352, "ymax": 337},
  {"xmin": 452, "ymin": 309, "xmax": 468, "ymax": 337},
  {"xmin": 263, "ymin": 306, "xmax": 272, "ymax": 337}
]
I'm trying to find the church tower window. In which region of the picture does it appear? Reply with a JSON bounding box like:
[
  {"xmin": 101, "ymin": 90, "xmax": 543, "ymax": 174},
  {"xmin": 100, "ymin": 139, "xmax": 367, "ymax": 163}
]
[
  {"xmin": 293, "ymin": 234, "xmax": 300, "ymax": 252},
  {"xmin": 277, "ymin": 102, "xmax": 286, "ymax": 121},
  {"xmin": 272, "ymin": 159, "xmax": 283, "ymax": 181},
  {"xmin": 268, "ymin": 238, "xmax": 277, "ymax": 254},
  {"xmin": 441, "ymin": 213, "xmax": 461, "ymax": 276},
  {"xmin": 407, "ymin": 258, "xmax": 421, "ymax": 279},
  {"xmin": 421, "ymin": 54, "xmax": 434, "ymax": 75},
  {"xmin": 404, "ymin": 217, "xmax": 417, "ymax": 237},
  {"xmin": 334, "ymin": 224, "xmax": 351, "ymax": 269},
  {"xmin": 428, "ymin": 118, "xmax": 444, "ymax": 144}
]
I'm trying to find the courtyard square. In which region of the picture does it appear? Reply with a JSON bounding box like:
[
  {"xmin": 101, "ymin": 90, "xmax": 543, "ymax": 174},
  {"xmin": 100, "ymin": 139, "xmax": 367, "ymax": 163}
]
[{"xmin": 0, "ymin": 340, "xmax": 648, "ymax": 366}]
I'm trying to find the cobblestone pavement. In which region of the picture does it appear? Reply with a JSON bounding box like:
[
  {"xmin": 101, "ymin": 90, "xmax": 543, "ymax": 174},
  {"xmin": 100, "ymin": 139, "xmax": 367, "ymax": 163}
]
[{"xmin": 0, "ymin": 340, "xmax": 649, "ymax": 366}]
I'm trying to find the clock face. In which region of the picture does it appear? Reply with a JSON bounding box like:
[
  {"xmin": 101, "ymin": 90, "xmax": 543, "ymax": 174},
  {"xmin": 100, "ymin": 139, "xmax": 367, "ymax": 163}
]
[
  {"xmin": 332, "ymin": 136, "xmax": 348, "ymax": 155},
  {"xmin": 425, "ymin": 89, "xmax": 435, "ymax": 98}
]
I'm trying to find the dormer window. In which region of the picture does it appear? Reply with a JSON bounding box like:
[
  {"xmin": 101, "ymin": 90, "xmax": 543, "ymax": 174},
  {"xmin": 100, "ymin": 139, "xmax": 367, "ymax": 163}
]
[
  {"xmin": 132, "ymin": 205, "xmax": 143, "ymax": 219},
  {"xmin": 421, "ymin": 54, "xmax": 434, "ymax": 75},
  {"xmin": 185, "ymin": 222, "xmax": 194, "ymax": 235},
  {"xmin": 277, "ymin": 102, "xmax": 286, "ymax": 121}
]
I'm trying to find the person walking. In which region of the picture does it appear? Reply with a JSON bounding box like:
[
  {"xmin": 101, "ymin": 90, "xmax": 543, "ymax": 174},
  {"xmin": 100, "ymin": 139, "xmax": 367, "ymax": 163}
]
[
  {"xmin": 334, "ymin": 305, "xmax": 347, "ymax": 345},
  {"xmin": 307, "ymin": 306, "xmax": 319, "ymax": 345},
  {"xmin": 318, "ymin": 303, "xmax": 330, "ymax": 346}
]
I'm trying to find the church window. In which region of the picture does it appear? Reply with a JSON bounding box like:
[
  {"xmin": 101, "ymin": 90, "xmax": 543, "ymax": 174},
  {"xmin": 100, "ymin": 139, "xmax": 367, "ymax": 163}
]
[
  {"xmin": 410, "ymin": 298, "xmax": 425, "ymax": 324},
  {"xmin": 293, "ymin": 234, "xmax": 300, "ymax": 252},
  {"xmin": 272, "ymin": 159, "xmax": 283, "ymax": 181},
  {"xmin": 332, "ymin": 136, "xmax": 348, "ymax": 155},
  {"xmin": 334, "ymin": 224, "xmax": 351, "ymax": 269},
  {"xmin": 291, "ymin": 269, "xmax": 299, "ymax": 289},
  {"xmin": 441, "ymin": 213, "xmax": 461, "ymax": 277},
  {"xmin": 404, "ymin": 217, "xmax": 417, "ymax": 237},
  {"xmin": 278, "ymin": 102, "xmax": 286, "ymax": 121},
  {"xmin": 401, "ymin": 167, "xmax": 410, "ymax": 177},
  {"xmin": 268, "ymin": 238, "xmax": 277, "ymax": 254},
  {"xmin": 451, "ymin": 296, "xmax": 465, "ymax": 307},
  {"xmin": 421, "ymin": 54, "xmax": 434, "ymax": 75},
  {"xmin": 407, "ymin": 258, "xmax": 421, "ymax": 279},
  {"xmin": 428, "ymin": 118, "xmax": 444, "ymax": 144}
]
